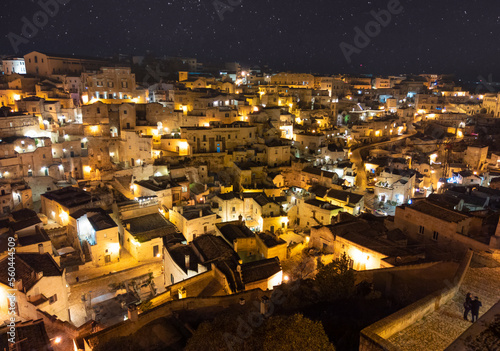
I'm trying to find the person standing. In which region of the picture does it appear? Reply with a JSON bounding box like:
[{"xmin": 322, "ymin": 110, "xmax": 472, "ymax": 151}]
[
  {"xmin": 471, "ymin": 296, "xmax": 482, "ymax": 322},
  {"xmin": 463, "ymin": 292, "xmax": 472, "ymax": 321}
]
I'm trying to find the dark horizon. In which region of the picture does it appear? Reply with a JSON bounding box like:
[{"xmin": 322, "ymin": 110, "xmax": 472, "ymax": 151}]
[{"xmin": 1, "ymin": 0, "xmax": 498, "ymax": 80}]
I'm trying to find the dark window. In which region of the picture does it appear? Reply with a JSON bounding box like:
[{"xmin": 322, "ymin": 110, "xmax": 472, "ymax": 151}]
[
  {"xmin": 433, "ymin": 231, "xmax": 439, "ymax": 241},
  {"xmin": 49, "ymin": 295, "xmax": 57, "ymax": 304},
  {"xmin": 419, "ymin": 225, "xmax": 425, "ymax": 235}
]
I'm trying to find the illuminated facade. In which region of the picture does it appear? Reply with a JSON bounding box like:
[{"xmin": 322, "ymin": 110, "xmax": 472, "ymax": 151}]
[
  {"xmin": 82, "ymin": 67, "xmax": 147, "ymax": 104},
  {"xmin": 71, "ymin": 209, "xmax": 120, "ymax": 266}
]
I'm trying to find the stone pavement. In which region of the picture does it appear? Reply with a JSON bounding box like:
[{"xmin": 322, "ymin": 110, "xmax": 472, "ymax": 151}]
[
  {"xmin": 388, "ymin": 266, "xmax": 500, "ymax": 351},
  {"xmin": 66, "ymin": 250, "xmax": 164, "ymax": 327},
  {"xmin": 66, "ymin": 249, "xmax": 161, "ymax": 285}
]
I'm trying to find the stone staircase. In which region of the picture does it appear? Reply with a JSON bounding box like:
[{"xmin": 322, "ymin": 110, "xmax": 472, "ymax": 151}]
[
  {"xmin": 388, "ymin": 266, "xmax": 500, "ymax": 351},
  {"xmin": 81, "ymin": 240, "xmax": 93, "ymax": 263}
]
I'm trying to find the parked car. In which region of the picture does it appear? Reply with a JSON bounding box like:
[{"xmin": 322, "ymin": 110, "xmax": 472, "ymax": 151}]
[{"xmin": 374, "ymin": 209, "xmax": 388, "ymax": 217}]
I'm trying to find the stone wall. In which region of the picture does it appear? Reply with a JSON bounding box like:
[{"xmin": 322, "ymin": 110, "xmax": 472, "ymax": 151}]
[
  {"xmin": 359, "ymin": 250, "xmax": 473, "ymax": 351},
  {"xmin": 84, "ymin": 288, "xmax": 270, "ymax": 350}
]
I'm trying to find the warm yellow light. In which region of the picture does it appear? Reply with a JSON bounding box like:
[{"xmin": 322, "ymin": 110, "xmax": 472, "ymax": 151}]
[
  {"xmin": 54, "ymin": 337, "xmax": 62, "ymax": 344},
  {"xmin": 132, "ymin": 239, "xmax": 141, "ymax": 246},
  {"xmin": 13, "ymin": 94, "xmax": 21, "ymax": 101},
  {"xmin": 84, "ymin": 166, "xmax": 92, "ymax": 173},
  {"xmin": 109, "ymin": 243, "xmax": 120, "ymax": 254},
  {"xmin": 59, "ymin": 211, "xmax": 69, "ymax": 224},
  {"xmin": 90, "ymin": 125, "xmax": 99, "ymax": 133},
  {"xmin": 152, "ymin": 129, "xmax": 158, "ymax": 136}
]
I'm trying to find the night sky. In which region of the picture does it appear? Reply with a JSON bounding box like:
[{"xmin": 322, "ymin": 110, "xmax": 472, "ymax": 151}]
[{"xmin": 1, "ymin": 0, "xmax": 499, "ymax": 79}]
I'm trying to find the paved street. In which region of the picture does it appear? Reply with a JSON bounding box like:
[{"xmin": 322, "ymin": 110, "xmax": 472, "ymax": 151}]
[{"xmin": 351, "ymin": 132, "xmax": 417, "ymax": 193}]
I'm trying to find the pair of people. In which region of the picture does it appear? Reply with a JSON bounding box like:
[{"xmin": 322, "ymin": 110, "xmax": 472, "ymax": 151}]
[{"xmin": 463, "ymin": 293, "xmax": 482, "ymax": 322}]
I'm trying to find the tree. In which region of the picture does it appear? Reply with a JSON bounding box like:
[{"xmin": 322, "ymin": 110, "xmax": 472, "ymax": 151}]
[
  {"xmin": 262, "ymin": 314, "xmax": 335, "ymax": 351},
  {"xmin": 314, "ymin": 252, "xmax": 355, "ymax": 301},
  {"xmin": 185, "ymin": 312, "xmax": 335, "ymax": 351},
  {"xmin": 185, "ymin": 311, "xmax": 256, "ymax": 351}
]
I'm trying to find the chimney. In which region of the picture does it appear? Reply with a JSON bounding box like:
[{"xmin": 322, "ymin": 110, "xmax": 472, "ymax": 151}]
[
  {"xmin": 38, "ymin": 244, "xmax": 44, "ymax": 254},
  {"xmin": 199, "ymin": 209, "xmax": 203, "ymax": 218},
  {"xmin": 236, "ymin": 265, "xmax": 243, "ymax": 283},
  {"xmin": 179, "ymin": 207, "xmax": 184, "ymax": 215},
  {"xmin": 127, "ymin": 304, "xmax": 138, "ymax": 322},
  {"xmin": 260, "ymin": 296, "xmax": 270, "ymax": 315},
  {"xmin": 185, "ymin": 254, "xmax": 190, "ymax": 270},
  {"xmin": 346, "ymin": 195, "xmax": 350, "ymax": 205}
]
